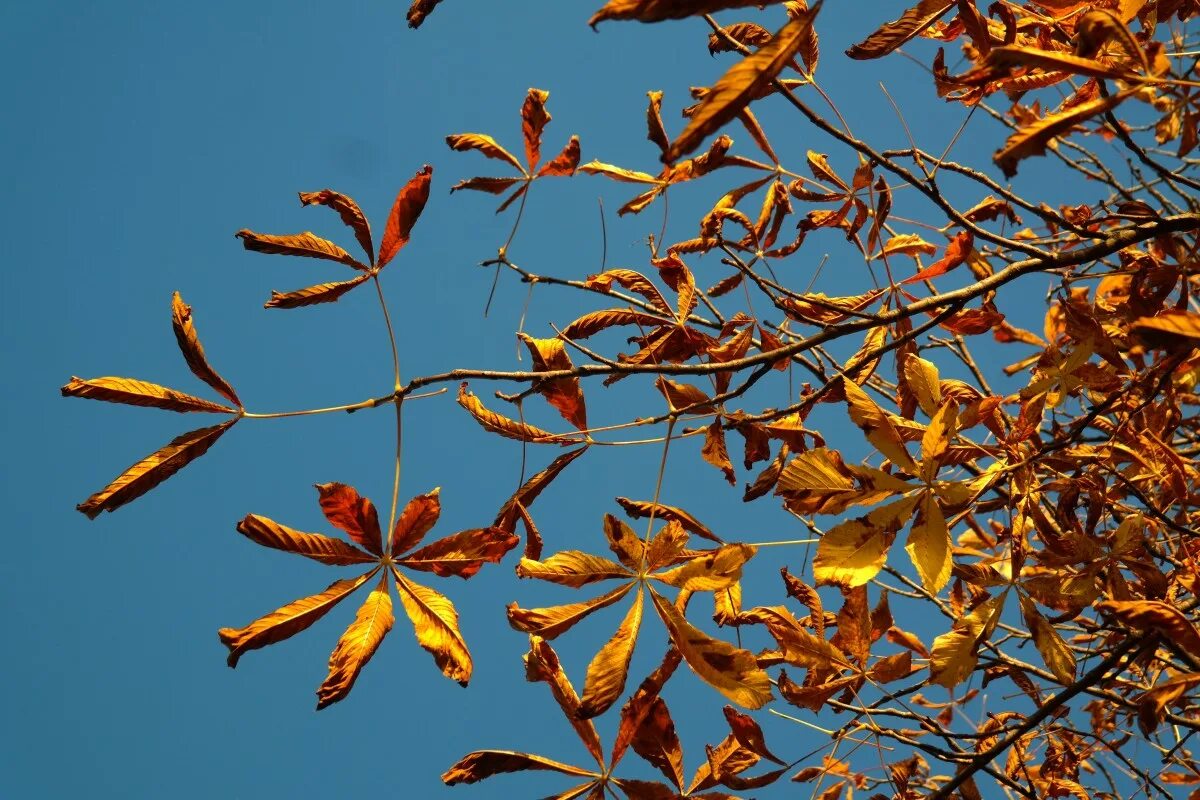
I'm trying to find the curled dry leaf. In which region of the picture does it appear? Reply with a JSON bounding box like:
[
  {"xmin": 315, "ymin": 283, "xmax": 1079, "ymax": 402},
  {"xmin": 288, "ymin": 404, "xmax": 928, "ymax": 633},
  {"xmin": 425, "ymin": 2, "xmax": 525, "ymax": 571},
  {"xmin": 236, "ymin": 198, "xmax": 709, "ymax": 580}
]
[
  {"xmin": 845, "ymin": 0, "xmax": 955, "ymax": 60},
  {"xmin": 664, "ymin": 6, "xmax": 821, "ymax": 163},
  {"xmin": 61, "ymin": 376, "xmax": 235, "ymax": 414},
  {"xmin": 170, "ymin": 291, "xmax": 241, "ymax": 407},
  {"xmin": 457, "ymin": 382, "xmax": 577, "ymax": 445}
]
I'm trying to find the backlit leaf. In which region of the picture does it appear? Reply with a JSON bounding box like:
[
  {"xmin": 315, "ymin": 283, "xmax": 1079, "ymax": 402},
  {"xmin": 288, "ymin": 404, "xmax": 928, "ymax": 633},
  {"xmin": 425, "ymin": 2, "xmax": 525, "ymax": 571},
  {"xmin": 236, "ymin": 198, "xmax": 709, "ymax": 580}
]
[
  {"xmin": 458, "ymin": 383, "xmax": 576, "ymax": 445},
  {"xmin": 378, "ymin": 164, "xmax": 433, "ymax": 268},
  {"xmin": 393, "ymin": 567, "xmax": 473, "ymax": 685},
  {"xmin": 446, "ymin": 134, "xmax": 526, "ymax": 174},
  {"xmin": 507, "ymin": 582, "xmax": 635, "ymax": 639},
  {"xmin": 316, "ymin": 572, "xmax": 394, "ymax": 708},
  {"xmin": 264, "ymin": 275, "xmax": 370, "ymax": 309},
  {"xmin": 813, "ymin": 494, "xmax": 920, "ymax": 587},
  {"xmin": 398, "ymin": 527, "xmax": 519, "ymax": 578},
  {"xmin": 315, "ymin": 482, "xmax": 383, "ymax": 555},
  {"xmin": 61, "ymin": 376, "xmax": 235, "ymax": 414},
  {"xmin": 579, "ymin": 586, "xmax": 644, "ymax": 718},
  {"xmin": 905, "ymin": 492, "xmax": 952, "ymax": 594},
  {"xmin": 235, "ymin": 513, "xmax": 377, "ymax": 566},
  {"xmin": 236, "ymin": 230, "xmax": 364, "ymax": 269},
  {"xmin": 298, "ymin": 189, "xmax": 373, "ymax": 262},
  {"xmin": 517, "ymin": 551, "xmax": 634, "ymax": 587},
  {"xmin": 170, "ymin": 291, "xmax": 241, "ymax": 407},
  {"xmin": 845, "ymin": 0, "xmax": 954, "ymax": 60}
]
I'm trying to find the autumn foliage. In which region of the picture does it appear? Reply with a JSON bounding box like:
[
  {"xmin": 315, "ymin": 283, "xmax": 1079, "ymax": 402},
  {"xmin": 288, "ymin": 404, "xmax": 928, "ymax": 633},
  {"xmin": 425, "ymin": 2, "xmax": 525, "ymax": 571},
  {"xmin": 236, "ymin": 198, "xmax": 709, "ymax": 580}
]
[{"xmin": 63, "ymin": 1, "xmax": 1200, "ymax": 798}]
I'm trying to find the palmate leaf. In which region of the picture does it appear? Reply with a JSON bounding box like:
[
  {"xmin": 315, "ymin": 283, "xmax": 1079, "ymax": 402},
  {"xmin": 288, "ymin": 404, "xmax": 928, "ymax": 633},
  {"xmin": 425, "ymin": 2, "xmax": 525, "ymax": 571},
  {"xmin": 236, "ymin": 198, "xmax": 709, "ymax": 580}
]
[{"xmin": 390, "ymin": 488, "xmax": 442, "ymax": 554}]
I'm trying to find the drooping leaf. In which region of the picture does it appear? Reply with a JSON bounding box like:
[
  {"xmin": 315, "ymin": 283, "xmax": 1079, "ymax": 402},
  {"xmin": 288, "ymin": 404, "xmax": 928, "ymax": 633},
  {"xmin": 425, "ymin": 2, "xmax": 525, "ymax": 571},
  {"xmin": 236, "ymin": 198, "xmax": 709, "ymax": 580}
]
[
  {"xmin": 1019, "ymin": 594, "xmax": 1075, "ymax": 685},
  {"xmin": 393, "ymin": 567, "xmax": 473, "ymax": 685},
  {"xmin": 813, "ymin": 494, "xmax": 920, "ymax": 587},
  {"xmin": 457, "ymin": 383, "xmax": 576, "ymax": 445},
  {"xmin": 521, "ymin": 88, "xmax": 551, "ymax": 170},
  {"xmin": 264, "ymin": 275, "xmax": 371, "ymax": 309},
  {"xmin": 170, "ymin": 291, "xmax": 241, "ymax": 407},
  {"xmin": 77, "ymin": 419, "xmax": 237, "ymax": 518},
  {"xmin": 316, "ymin": 572, "xmax": 394, "ymax": 708},
  {"xmin": 507, "ymin": 582, "xmax": 636, "ymax": 639},
  {"xmin": 579, "ymin": 586, "xmax": 645, "ymax": 718},
  {"xmin": 929, "ymin": 594, "xmax": 1004, "ymax": 688},
  {"xmin": 845, "ymin": 0, "xmax": 954, "ymax": 60},
  {"xmin": 650, "ymin": 587, "xmax": 773, "ymax": 708},
  {"xmin": 297, "ymin": 189, "xmax": 374, "ymax": 262},
  {"xmin": 519, "ymin": 333, "xmax": 588, "ymax": 431},
  {"xmin": 218, "ymin": 570, "xmax": 377, "ymax": 667},
  {"xmin": 664, "ymin": 8, "xmax": 820, "ymax": 163},
  {"xmin": 905, "ymin": 491, "xmax": 952, "ymax": 594},
  {"xmin": 61, "ymin": 376, "xmax": 235, "ymax": 414},
  {"xmin": 445, "ymin": 134, "xmax": 526, "ymax": 174},
  {"xmin": 442, "ymin": 751, "xmax": 598, "ymax": 785},
  {"xmin": 1098, "ymin": 600, "xmax": 1200, "ymax": 658},
  {"xmin": 843, "ymin": 379, "xmax": 919, "ymax": 473},
  {"xmin": 994, "ymin": 90, "xmax": 1131, "ymax": 177}
]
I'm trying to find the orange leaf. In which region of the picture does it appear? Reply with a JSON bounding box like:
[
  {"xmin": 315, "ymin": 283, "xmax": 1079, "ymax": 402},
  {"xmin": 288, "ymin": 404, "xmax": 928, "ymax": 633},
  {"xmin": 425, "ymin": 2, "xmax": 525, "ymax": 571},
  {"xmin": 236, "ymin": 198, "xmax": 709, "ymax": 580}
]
[
  {"xmin": 446, "ymin": 133, "xmax": 526, "ymax": 175},
  {"xmin": 170, "ymin": 292, "xmax": 241, "ymax": 407},
  {"xmin": 61, "ymin": 376, "xmax": 235, "ymax": 414},
  {"xmin": 524, "ymin": 636, "xmax": 606, "ymax": 767},
  {"xmin": 615, "ymin": 497, "xmax": 721, "ymax": 543},
  {"xmin": 264, "ymin": 274, "xmax": 371, "ymax": 309},
  {"xmin": 218, "ymin": 570, "xmax": 377, "ymax": 668},
  {"xmin": 537, "ymin": 135, "xmax": 582, "ymax": 178},
  {"xmin": 377, "ymin": 164, "xmax": 433, "ymax": 268},
  {"xmin": 1098, "ymin": 600, "xmax": 1200, "ymax": 657},
  {"xmin": 458, "ymin": 383, "xmax": 576, "ymax": 444},
  {"xmin": 845, "ymin": 0, "xmax": 954, "ymax": 60},
  {"xmin": 442, "ymin": 752, "xmax": 597, "ymax": 785},
  {"xmin": 77, "ymin": 419, "xmax": 237, "ymax": 518},
  {"xmin": 517, "ymin": 551, "xmax": 634, "ymax": 587},
  {"xmin": 236, "ymin": 230, "xmax": 365, "ymax": 269},
  {"xmin": 507, "ymin": 582, "xmax": 635, "ymax": 639},
  {"xmin": 519, "ymin": 333, "xmax": 588, "ymax": 431},
  {"xmin": 664, "ymin": 8, "xmax": 820, "ymax": 162},
  {"xmin": 901, "ymin": 231, "xmax": 974, "ymax": 284},
  {"xmin": 521, "ymin": 88, "xmax": 551, "ymax": 170},
  {"xmin": 315, "ymin": 482, "xmax": 383, "ymax": 555},
  {"xmin": 397, "ymin": 526, "xmax": 519, "ymax": 578},
  {"xmin": 579, "ymin": 586, "xmax": 645, "ymax": 718},
  {"xmin": 390, "ymin": 488, "xmax": 442, "ymax": 555},
  {"xmin": 297, "ymin": 189, "xmax": 374, "ymax": 263},
  {"xmin": 235, "ymin": 514, "xmax": 377, "ymax": 566}
]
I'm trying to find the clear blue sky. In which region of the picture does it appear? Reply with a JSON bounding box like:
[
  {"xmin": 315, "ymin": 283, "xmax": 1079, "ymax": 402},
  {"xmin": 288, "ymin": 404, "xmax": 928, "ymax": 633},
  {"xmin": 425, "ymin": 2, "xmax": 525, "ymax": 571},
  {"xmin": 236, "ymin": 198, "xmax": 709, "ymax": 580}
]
[{"xmin": 2, "ymin": 3, "xmax": 1099, "ymax": 798}]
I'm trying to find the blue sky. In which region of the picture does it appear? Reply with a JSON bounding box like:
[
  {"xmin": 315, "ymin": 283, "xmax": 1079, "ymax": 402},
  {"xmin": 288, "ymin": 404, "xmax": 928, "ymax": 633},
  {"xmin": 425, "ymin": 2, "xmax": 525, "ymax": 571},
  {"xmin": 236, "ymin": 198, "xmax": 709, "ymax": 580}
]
[{"xmin": 1, "ymin": 2, "xmax": 1112, "ymax": 798}]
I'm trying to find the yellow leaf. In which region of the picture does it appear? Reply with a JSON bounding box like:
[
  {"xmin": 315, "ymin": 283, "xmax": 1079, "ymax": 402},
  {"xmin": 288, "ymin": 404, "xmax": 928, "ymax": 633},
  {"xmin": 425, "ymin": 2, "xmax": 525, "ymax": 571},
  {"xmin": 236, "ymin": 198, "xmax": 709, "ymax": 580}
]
[
  {"xmin": 905, "ymin": 492, "xmax": 951, "ymax": 594},
  {"xmin": 903, "ymin": 355, "xmax": 941, "ymax": 417},
  {"xmin": 579, "ymin": 586, "xmax": 644, "ymax": 718},
  {"xmin": 519, "ymin": 333, "xmax": 588, "ymax": 431},
  {"xmin": 458, "ymin": 382, "xmax": 576, "ymax": 445},
  {"xmin": 649, "ymin": 587, "xmax": 773, "ymax": 708},
  {"xmin": 524, "ymin": 636, "xmax": 606, "ymax": 767},
  {"xmin": 929, "ymin": 594, "xmax": 1004, "ymax": 688},
  {"xmin": 664, "ymin": 7, "xmax": 820, "ymax": 162},
  {"xmin": 218, "ymin": 570, "xmax": 377, "ymax": 667},
  {"xmin": 654, "ymin": 543, "xmax": 756, "ymax": 592},
  {"xmin": 316, "ymin": 572, "xmax": 395, "ymax": 708},
  {"xmin": 1019, "ymin": 595, "xmax": 1076, "ymax": 685},
  {"xmin": 517, "ymin": 551, "xmax": 634, "ymax": 587},
  {"xmin": 843, "ymin": 379, "xmax": 919, "ymax": 473},
  {"xmin": 393, "ymin": 568, "xmax": 472, "ymax": 686},
  {"xmin": 920, "ymin": 400, "xmax": 958, "ymax": 481},
  {"xmin": 1098, "ymin": 600, "xmax": 1200, "ymax": 658},
  {"xmin": 813, "ymin": 494, "xmax": 919, "ymax": 587},
  {"xmin": 994, "ymin": 90, "xmax": 1133, "ymax": 177}
]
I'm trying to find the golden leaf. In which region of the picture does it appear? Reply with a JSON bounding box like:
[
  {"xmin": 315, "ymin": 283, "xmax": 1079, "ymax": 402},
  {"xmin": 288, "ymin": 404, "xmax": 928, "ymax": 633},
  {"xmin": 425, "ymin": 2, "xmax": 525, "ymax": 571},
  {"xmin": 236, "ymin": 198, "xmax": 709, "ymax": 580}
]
[
  {"xmin": 843, "ymin": 379, "xmax": 919, "ymax": 473},
  {"xmin": 297, "ymin": 189, "xmax": 373, "ymax": 263},
  {"xmin": 264, "ymin": 275, "xmax": 370, "ymax": 309},
  {"xmin": 1136, "ymin": 673, "xmax": 1200, "ymax": 735},
  {"xmin": 738, "ymin": 605, "xmax": 851, "ymax": 670},
  {"xmin": 994, "ymin": 90, "xmax": 1132, "ymax": 177},
  {"xmin": 654, "ymin": 543, "xmax": 756, "ymax": 592},
  {"xmin": 664, "ymin": 8, "xmax": 820, "ymax": 163},
  {"xmin": 578, "ymin": 160, "xmax": 659, "ymax": 184},
  {"xmin": 61, "ymin": 376, "xmax": 235, "ymax": 414},
  {"xmin": 393, "ymin": 567, "xmax": 473, "ymax": 686},
  {"xmin": 1098, "ymin": 600, "xmax": 1200, "ymax": 657},
  {"xmin": 654, "ymin": 376, "xmax": 714, "ymax": 413},
  {"xmin": 920, "ymin": 400, "xmax": 959, "ymax": 480},
  {"xmin": 877, "ymin": 233, "xmax": 938, "ymax": 259},
  {"xmin": 457, "ymin": 382, "xmax": 576, "ymax": 445},
  {"xmin": 905, "ymin": 491, "xmax": 952, "ymax": 594},
  {"xmin": 579, "ymin": 586, "xmax": 645, "ymax": 718},
  {"xmin": 929, "ymin": 594, "xmax": 1004, "ymax": 688},
  {"xmin": 218, "ymin": 570, "xmax": 377, "ymax": 667},
  {"xmin": 517, "ymin": 551, "xmax": 634, "ymax": 587},
  {"xmin": 1132, "ymin": 310, "xmax": 1200, "ymax": 348},
  {"xmin": 445, "ymin": 134, "xmax": 526, "ymax": 175},
  {"xmin": 442, "ymin": 752, "xmax": 598, "ymax": 785},
  {"xmin": 235, "ymin": 230, "xmax": 365, "ymax": 269},
  {"xmin": 649, "ymin": 587, "xmax": 773, "ymax": 708},
  {"xmin": 519, "ymin": 333, "xmax": 588, "ymax": 431},
  {"xmin": 645, "ymin": 90, "xmax": 670, "ymax": 156},
  {"xmin": 589, "ymin": 0, "xmax": 774, "ymax": 26},
  {"xmin": 813, "ymin": 494, "xmax": 920, "ymax": 587},
  {"xmin": 316, "ymin": 572, "xmax": 395, "ymax": 709},
  {"xmin": 390, "ymin": 488, "xmax": 442, "ymax": 555},
  {"xmin": 235, "ymin": 513, "xmax": 377, "ymax": 566},
  {"xmin": 845, "ymin": 0, "xmax": 954, "ymax": 60},
  {"xmin": 397, "ymin": 527, "xmax": 519, "ymax": 578},
  {"xmin": 776, "ymin": 446, "xmax": 873, "ymax": 515},
  {"xmin": 903, "ymin": 355, "xmax": 941, "ymax": 417},
  {"xmin": 1019, "ymin": 595, "xmax": 1075, "ymax": 685},
  {"xmin": 604, "ymin": 513, "xmax": 646, "ymax": 570},
  {"xmin": 615, "ymin": 497, "xmax": 722, "ymax": 543},
  {"xmin": 450, "ymin": 176, "xmax": 522, "ymax": 195},
  {"xmin": 507, "ymin": 582, "xmax": 635, "ymax": 639},
  {"xmin": 494, "ymin": 448, "xmax": 589, "ymax": 532},
  {"xmin": 524, "ymin": 636, "xmax": 606, "ymax": 767},
  {"xmin": 377, "ymin": 164, "xmax": 432, "ymax": 268},
  {"xmin": 701, "ymin": 421, "xmax": 736, "ymax": 486},
  {"xmin": 645, "ymin": 520, "xmax": 691, "ymax": 571},
  {"xmin": 77, "ymin": 419, "xmax": 236, "ymax": 518},
  {"xmin": 170, "ymin": 291, "xmax": 240, "ymax": 407}
]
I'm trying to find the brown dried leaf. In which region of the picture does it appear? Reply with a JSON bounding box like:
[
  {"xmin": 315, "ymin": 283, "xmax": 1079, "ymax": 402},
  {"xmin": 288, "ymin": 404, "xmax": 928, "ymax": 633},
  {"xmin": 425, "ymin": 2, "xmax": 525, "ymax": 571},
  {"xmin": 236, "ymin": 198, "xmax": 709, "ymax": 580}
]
[
  {"xmin": 316, "ymin": 572, "xmax": 394, "ymax": 708},
  {"xmin": 846, "ymin": 0, "xmax": 955, "ymax": 60},
  {"xmin": 170, "ymin": 292, "xmax": 240, "ymax": 407},
  {"xmin": 236, "ymin": 230, "xmax": 365, "ymax": 269},
  {"xmin": 297, "ymin": 189, "xmax": 374, "ymax": 263},
  {"xmin": 457, "ymin": 383, "xmax": 576, "ymax": 445},
  {"xmin": 61, "ymin": 376, "xmax": 235, "ymax": 414},
  {"xmin": 235, "ymin": 513, "xmax": 377, "ymax": 566},
  {"xmin": 315, "ymin": 482, "xmax": 383, "ymax": 556},
  {"xmin": 378, "ymin": 164, "xmax": 433, "ymax": 268}
]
